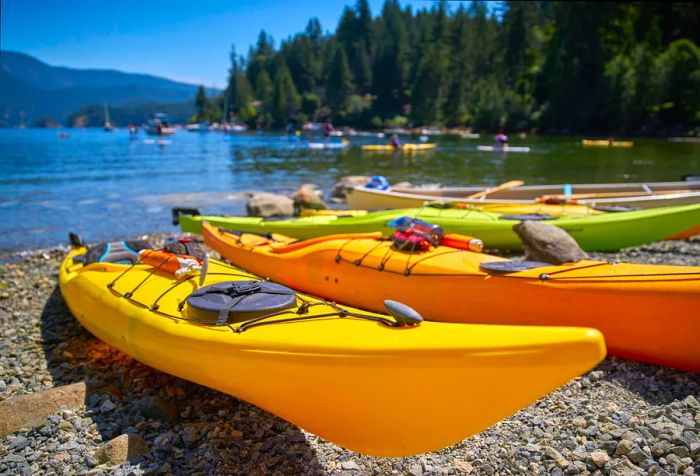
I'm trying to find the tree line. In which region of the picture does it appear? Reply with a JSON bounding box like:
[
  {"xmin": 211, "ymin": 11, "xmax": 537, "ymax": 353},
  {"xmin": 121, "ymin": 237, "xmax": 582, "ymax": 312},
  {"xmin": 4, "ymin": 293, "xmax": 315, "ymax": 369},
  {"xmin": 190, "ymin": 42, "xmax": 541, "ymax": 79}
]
[{"xmin": 197, "ymin": 1, "xmax": 700, "ymax": 134}]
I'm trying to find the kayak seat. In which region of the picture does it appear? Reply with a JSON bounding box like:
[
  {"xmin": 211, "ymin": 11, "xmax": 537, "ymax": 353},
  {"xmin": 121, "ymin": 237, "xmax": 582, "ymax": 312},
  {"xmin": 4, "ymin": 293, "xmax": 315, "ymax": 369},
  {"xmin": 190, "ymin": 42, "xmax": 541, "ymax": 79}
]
[
  {"xmin": 480, "ymin": 261, "xmax": 552, "ymax": 274},
  {"xmin": 74, "ymin": 240, "xmax": 152, "ymax": 266},
  {"xmin": 269, "ymin": 232, "xmax": 383, "ymax": 254}
]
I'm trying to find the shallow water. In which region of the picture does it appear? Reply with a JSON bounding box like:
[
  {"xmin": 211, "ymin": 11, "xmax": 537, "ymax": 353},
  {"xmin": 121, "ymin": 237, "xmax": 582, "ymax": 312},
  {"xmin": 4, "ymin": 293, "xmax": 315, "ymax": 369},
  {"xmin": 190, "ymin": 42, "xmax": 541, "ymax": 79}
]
[{"xmin": 1, "ymin": 128, "xmax": 698, "ymax": 251}]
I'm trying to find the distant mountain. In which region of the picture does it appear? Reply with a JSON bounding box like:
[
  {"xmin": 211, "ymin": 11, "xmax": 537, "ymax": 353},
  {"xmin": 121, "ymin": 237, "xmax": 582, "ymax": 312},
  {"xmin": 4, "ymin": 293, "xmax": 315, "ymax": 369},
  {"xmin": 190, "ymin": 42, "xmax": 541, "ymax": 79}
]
[{"xmin": 0, "ymin": 51, "xmax": 218, "ymax": 126}]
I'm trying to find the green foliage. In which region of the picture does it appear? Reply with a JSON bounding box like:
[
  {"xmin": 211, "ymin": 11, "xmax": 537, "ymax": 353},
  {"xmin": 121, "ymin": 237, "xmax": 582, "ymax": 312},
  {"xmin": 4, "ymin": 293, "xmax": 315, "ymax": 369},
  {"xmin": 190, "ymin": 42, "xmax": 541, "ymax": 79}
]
[
  {"xmin": 214, "ymin": 2, "xmax": 699, "ymax": 133},
  {"xmin": 271, "ymin": 57, "xmax": 301, "ymax": 126}
]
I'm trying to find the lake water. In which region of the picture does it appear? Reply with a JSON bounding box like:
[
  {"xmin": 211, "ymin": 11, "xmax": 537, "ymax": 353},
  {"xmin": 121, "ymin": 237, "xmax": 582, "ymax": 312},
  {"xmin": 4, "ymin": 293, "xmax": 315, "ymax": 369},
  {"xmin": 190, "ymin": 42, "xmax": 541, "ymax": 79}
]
[{"xmin": 1, "ymin": 128, "xmax": 699, "ymax": 252}]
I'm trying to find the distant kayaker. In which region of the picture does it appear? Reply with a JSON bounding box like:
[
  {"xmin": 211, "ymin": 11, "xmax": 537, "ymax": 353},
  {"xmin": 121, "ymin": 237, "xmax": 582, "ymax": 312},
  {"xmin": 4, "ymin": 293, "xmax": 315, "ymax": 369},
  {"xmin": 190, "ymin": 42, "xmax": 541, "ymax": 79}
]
[
  {"xmin": 389, "ymin": 134, "xmax": 402, "ymax": 149},
  {"xmin": 494, "ymin": 132, "xmax": 508, "ymax": 149},
  {"xmin": 286, "ymin": 120, "xmax": 296, "ymax": 136},
  {"xmin": 323, "ymin": 121, "xmax": 333, "ymax": 140}
]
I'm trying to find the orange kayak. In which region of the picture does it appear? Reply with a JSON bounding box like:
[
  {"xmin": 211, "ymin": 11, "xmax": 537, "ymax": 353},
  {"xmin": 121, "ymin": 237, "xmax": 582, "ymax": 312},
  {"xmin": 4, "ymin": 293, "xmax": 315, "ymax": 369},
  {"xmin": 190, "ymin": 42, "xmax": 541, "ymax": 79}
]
[{"xmin": 202, "ymin": 223, "xmax": 700, "ymax": 371}]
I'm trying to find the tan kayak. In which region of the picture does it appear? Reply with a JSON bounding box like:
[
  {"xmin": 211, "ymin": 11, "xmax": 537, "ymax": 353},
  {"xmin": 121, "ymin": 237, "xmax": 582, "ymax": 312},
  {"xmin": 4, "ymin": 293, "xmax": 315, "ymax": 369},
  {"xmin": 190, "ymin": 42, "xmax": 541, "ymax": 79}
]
[{"xmin": 346, "ymin": 180, "xmax": 700, "ymax": 211}]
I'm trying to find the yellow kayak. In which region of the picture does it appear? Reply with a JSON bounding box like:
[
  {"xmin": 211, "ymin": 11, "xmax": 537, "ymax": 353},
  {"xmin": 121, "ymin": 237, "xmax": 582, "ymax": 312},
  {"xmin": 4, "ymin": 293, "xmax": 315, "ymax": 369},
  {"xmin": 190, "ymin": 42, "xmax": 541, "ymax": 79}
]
[
  {"xmin": 362, "ymin": 143, "xmax": 437, "ymax": 152},
  {"xmin": 581, "ymin": 139, "xmax": 634, "ymax": 148},
  {"xmin": 300, "ymin": 202, "xmax": 604, "ymax": 218},
  {"xmin": 59, "ymin": 240, "xmax": 605, "ymax": 456}
]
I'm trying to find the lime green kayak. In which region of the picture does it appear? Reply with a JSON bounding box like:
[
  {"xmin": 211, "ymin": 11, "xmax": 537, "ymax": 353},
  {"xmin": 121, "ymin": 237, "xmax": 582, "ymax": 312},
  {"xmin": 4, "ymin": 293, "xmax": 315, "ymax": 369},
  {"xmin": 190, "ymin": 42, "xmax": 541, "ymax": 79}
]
[{"xmin": 176, "ymin": 203, "xmax": 700, "ymax": 251}]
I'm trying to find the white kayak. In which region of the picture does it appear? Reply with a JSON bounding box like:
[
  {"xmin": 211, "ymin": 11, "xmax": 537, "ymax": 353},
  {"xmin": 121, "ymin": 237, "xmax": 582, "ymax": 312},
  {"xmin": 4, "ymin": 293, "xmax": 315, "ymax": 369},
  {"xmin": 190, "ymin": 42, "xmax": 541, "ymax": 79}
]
[
  {"xmin": 478, "ymin": 145, "xmax": 531, "ymax": 153},
  {"xmin": 308, "ymin": 142, "xmax": 349, "ymax": 150}
]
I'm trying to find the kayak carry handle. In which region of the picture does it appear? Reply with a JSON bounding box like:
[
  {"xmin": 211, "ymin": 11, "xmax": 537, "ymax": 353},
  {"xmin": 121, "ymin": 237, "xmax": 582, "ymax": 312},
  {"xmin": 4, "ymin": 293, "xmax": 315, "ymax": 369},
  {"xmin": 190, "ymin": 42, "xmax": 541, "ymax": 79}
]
[
  {"xmin": 172, "ymin": 207, "xmax": 201, "ymax": 226},
  {"xmin": 68, "ymin": 232, "xmax": 84, "ymax": 247}
]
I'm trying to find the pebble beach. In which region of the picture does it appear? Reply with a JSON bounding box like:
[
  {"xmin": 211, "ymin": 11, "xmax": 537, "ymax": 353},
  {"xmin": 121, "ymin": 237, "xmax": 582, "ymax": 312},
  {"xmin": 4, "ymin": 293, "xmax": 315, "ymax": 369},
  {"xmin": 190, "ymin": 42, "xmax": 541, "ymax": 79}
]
[{"xmin": 1, "ymin": 236, "xmax": 699, "ymax": 476}]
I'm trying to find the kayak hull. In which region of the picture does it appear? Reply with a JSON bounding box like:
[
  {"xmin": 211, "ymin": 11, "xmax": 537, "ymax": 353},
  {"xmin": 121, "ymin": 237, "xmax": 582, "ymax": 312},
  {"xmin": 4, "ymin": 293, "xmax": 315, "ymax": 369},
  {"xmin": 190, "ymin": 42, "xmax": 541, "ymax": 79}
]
[
  {"xmin": 477, "ymin": 145, "xmax": 531, "ymax": 152},
  {"xmin": 59, "ymin": 247, "xmax": 605, "ymax": 456},
  {"xmin": 346, "ymin": 183, "xmax": 700, "ymax": 211},
  {"xmin": 582, "ymin": 139, "xmax": 634, "ymax": 147},
  {"xmin": 361, "ymin": 143, "xmax": 436, "ymax": 152},
  {"xmin": 178, "ymin": 203, "xmax": 700, "ymax": 251},
  {"xmin": 203, "ymin": 225, "xmax": 699, "ymax": 372}
]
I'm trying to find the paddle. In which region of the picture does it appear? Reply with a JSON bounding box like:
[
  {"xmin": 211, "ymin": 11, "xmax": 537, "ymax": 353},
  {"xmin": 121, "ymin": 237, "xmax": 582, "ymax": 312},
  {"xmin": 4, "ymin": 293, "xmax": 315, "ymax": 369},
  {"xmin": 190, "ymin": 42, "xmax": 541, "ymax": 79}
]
[
  {"xmin": 467, "ymin": 180, "xmax": 524, "ymax": 200},
  {"xmin": 539, "ymin": 189, "xmax": 695, "ymax": 201}
]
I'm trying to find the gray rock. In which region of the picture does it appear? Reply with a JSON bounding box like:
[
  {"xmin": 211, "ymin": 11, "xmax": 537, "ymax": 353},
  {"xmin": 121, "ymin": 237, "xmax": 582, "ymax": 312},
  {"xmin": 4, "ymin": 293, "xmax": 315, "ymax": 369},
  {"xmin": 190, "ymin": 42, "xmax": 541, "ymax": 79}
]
[
  {"xmin": 133, "ymin": 395, "xmax": 178, "ymax": 423},
  {"xmin": 588, "ymin": 450, "xmax": 610, "ymax": 467},
  {"xmin": 682, "ymin": 395, "xmax": 698, "ymax": 409},
  {"xmin": 652, "ymin": 440, "xmax": 673, "ymax": 457},
  {"xmin": 246, "ymin": 193, "xmax": 295, "ymax": 218},
  {"xmin": 99, "ymin": 398, "xmax": 116, "ymax": 413},
  {"xmin": 513, "ymin": 220, "xmax": 589, "ymax": 265},
  {"xmin": 331, "ymin": 176, "xmax": 371, "ymax": 200},
  {"xmin": 94, "ymin": 434, "xmax": 149, "ymax": 465},
  {"xmin": 0, "ymin": 380, "xmax": 6, "ymax": 392},
  {"xmin": 627, "ymin": 445, "xmax": 647, "ymax": 464},
  {"xmin": 340, "ymin": 460, "xmax": 360, "ymax": 471},
  {"xmin": 545, "ymin": 446, "xmax": 569, "ymax": 468},
  {"xmin": 670, "ymin": 445, "xmax": 690, "ymax": 458},
  {"xmin": 291, "ymin": 184, "xmax": 327, "ymax": 212},
  {"xmin": 408, "ymin": 463, "xmax": 423, "ymax": 476},
  {"xmin": 615, "ymin": 439, "xmax": 635, "ymax": 456},
  {"xmin": 9, "ymin": 436, "xmax": 30, "ymax": 450}
]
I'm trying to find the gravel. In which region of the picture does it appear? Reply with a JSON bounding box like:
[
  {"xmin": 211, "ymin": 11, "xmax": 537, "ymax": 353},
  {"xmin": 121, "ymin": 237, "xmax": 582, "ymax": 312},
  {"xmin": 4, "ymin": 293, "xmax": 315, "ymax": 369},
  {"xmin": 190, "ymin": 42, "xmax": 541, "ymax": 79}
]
[{"xmin": 1, "ymin": 234, "xmax": 698, "ymax": 475}]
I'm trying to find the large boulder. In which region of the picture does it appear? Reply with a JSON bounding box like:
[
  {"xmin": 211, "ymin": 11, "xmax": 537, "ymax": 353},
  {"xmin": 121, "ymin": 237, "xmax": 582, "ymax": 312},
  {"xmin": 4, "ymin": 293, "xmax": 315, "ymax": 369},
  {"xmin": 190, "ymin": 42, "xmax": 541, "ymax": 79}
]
[
  {"xmin": 0, "ymin": 382, "xmax": 87, "ymax": 437},
  {"xmin": 513, "ymin": 220, "xmax": 588, "ymax": 265},
  {"xmin": 246, "ymin": 193, "xmax": 294, "ymax": 218},
  {"xmin": 330, "ymin": 176, "xmax": 371, "ymax": 201},
  {"xmin": 94, "ymin": 434, "xmax": 150, "ymax": 465},
  {"xmin": 291, "ymin": 183, "xmax": 327, "ymax": 212}
]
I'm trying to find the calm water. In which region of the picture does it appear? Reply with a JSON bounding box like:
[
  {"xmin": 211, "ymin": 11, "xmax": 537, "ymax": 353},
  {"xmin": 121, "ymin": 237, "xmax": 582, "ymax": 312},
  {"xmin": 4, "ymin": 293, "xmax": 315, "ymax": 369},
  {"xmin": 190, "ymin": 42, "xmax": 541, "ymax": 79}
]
[{"xmin": 1, "ymin": 128, "xmax": 699, "ymax": 251}]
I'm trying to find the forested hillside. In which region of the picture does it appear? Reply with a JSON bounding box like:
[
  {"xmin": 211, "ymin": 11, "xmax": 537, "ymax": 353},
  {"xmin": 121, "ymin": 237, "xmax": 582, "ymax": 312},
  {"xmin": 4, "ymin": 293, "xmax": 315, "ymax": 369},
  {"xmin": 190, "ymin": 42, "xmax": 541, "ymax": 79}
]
[{"xmin": 221, "ymin": 1, "xmax": 700, "ymax": 134}]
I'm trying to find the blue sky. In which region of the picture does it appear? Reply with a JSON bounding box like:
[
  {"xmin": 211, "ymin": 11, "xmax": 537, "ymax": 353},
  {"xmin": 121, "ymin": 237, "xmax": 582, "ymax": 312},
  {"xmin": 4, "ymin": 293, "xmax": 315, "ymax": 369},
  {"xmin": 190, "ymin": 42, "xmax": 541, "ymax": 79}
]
[{"xmin": 2, "ymin": 1, "xmax": 499, "ymax": 87}]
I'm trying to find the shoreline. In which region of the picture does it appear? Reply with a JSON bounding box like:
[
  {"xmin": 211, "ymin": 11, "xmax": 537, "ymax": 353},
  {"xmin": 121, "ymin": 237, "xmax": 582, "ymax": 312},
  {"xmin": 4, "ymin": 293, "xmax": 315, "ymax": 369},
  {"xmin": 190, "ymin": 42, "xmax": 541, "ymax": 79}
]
[{"xmin": 1, "ymin": 235, "xmax": 699, "ymax": 475}]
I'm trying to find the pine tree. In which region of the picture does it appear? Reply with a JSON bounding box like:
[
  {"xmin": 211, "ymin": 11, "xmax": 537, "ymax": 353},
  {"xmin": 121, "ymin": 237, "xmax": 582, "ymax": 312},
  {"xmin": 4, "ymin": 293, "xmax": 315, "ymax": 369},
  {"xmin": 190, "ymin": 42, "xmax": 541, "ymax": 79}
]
[
  {"xmin": 326, "ymin": 45, "xmax": 354, "ymax": 112},
  {"xmin": 271, "ymin": 57, "xmax": 301, "ymax": 126}
]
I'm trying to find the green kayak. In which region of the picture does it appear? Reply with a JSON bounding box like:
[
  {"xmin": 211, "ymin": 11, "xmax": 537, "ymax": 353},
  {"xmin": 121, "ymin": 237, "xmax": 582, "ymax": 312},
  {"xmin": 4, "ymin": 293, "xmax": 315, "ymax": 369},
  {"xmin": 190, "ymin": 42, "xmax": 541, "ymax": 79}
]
[{"xmin": 174, "ymin": 203, "xmax": 700, "ymax": 251}]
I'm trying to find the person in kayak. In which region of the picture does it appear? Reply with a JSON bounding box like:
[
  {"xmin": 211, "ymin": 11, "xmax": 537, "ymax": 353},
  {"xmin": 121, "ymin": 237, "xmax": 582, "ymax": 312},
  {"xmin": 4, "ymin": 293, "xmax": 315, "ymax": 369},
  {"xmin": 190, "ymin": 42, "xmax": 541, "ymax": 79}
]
[
  {"xmin": 323, "ymin": 121, "xmax": 333, "ymax": 140},
  {"xmin": 286, "ymin": 120, "xmax": 296, "ymax": 136},
  {"xmin": 494, "ymin": 132, "xmax": 508, "ymax": 149},
  {"xmin": 389, "ymin": 134, "xmax": 402, "ymax": 149}
]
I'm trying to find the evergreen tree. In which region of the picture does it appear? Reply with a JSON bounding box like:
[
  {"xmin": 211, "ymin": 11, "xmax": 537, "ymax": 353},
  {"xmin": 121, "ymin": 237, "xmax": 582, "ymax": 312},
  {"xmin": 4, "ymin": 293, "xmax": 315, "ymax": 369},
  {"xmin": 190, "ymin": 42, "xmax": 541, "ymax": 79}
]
[
  {"xmin": 271, "ymin": 57, "xmax": 301, "ymax": 126},
  {"xmin": 326, "ymin": 45, "xmax": 354, "ymax": 112},
  {"xmin": 194, "ymin": 85, "xmax": 208, "ymax": 121}
]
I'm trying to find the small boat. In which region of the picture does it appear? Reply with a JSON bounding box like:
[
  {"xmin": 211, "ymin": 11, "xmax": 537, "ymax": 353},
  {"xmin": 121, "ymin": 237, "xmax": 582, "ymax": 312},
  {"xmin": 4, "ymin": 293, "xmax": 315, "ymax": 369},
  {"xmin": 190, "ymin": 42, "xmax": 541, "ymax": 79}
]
[
  {"xmin": 185, "ymin": 121, "xmax": 211, "ymax": 132},
  {"xmin": 362, "ymin": 143, "xmax": 437, "ymax": 152},
  {"xmin": 346, "ymin": 180, "xmax": 700, "ymax": 210},
  {"xmin": 144, "ymin": 113, "xmax": 176, "ymax": 136},
  {"xmin": 174, "ymin": 202, "xmax": 700, "ymax": 251},
  {"xmin": 103, "ymin": 103, "xmax": 113, "ymax": 132},
  {"xmin": 307, "ymin": 140, "xmax": 349, "ymax": 149},
  {"xmin": 581, "ymin": 139, "xmax": 634, "ymax": 148},
  {"xmin": 203, "ymin": 224, "xmax": 699, "ymax": 371},
  {"xmin": 461, "ymin": 132, "xmax": 481, "ymax": 139},
  {"xmin": 477, "ymin": 145, "xmax": 531, "ymax": 153},
  {"xmin": 60, "ymin": 238, "xmax": 604, "ymax": 456}
]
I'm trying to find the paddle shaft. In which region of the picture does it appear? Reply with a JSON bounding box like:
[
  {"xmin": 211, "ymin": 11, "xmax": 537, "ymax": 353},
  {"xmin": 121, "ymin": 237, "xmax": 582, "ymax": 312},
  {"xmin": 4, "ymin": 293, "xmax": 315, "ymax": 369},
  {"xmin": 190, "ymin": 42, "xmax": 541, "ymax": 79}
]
[
  {"xmin": 540, "ymin": 189, "xmax": 695, "ymax": 201},
  {"xmin": 467, "ymin": 180, "xmax": 524, "ymax": 200}
]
